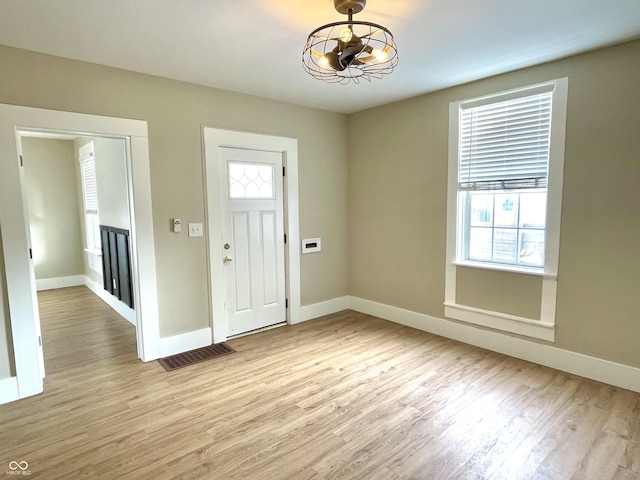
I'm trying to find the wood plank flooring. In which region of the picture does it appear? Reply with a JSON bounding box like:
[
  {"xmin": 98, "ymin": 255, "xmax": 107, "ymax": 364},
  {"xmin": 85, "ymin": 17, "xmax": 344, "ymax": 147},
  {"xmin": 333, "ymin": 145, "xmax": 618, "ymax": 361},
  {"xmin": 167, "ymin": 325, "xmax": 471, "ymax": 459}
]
[{"xmin": 1, "ymin": 286, "xmax": 639, "ymax": 479}]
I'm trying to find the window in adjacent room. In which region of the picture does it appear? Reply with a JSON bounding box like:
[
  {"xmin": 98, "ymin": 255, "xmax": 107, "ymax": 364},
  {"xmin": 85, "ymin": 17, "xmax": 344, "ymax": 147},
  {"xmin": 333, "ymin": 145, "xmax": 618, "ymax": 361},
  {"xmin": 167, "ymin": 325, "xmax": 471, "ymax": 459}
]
[
  {"xmin": 79, "ymin": 141, "xmax": 102, "ymax": 272},
  {"xmin": 449, "ymin": 78, "xmax": 568, "ymax": 275}
]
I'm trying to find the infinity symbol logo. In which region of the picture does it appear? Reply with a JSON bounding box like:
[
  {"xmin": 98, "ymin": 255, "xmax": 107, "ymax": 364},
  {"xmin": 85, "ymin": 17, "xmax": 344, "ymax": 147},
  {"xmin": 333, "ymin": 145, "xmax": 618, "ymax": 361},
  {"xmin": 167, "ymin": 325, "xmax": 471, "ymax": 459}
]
[{"xmin": 9, "ymin": 461, "xmax": 29, "ymax": 471}]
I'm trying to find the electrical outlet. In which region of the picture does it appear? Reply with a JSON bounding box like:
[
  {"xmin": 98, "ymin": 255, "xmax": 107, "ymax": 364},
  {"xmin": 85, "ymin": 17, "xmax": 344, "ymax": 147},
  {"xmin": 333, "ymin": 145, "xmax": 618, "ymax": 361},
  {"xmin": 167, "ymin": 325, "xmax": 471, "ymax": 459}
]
[
  {"xmin": 188, "ymin": 223, "xmax": 203, "ymax": 237},
  {"xmin": 172, "ymin": 218, "xmax": 181, "ymax": 233}
]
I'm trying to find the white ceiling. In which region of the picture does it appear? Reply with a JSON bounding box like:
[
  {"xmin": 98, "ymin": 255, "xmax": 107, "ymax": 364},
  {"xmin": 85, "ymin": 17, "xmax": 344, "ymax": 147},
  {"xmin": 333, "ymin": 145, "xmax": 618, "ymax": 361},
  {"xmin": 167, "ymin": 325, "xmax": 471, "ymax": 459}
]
[{"xmin": 0, "ymin": 0, "xmax": 639, "ymax": 114}]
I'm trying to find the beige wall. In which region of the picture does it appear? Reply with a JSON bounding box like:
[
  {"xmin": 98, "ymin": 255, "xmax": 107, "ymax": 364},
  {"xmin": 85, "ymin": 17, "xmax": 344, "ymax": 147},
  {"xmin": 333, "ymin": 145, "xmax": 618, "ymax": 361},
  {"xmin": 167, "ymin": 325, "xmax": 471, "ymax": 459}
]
[
  {"xmin": 0, "ymin": 228, "xmax": 16, "ymax": 379},
  {"xmin": 22, "ymin": 138, "xmax": 84, "ymax": 280},
  {"xmin": 348, "ymin": 40, "xmax": 640, "ymax": 368},
  {"xmin": 2, "ymin": 40, "xmax": 636, "ymax": 371},
  {"xmin": 0, "ymin": 44, "xmax": 349, "ymax": 338},
  {"xmin": 455, "ymin": 267, "xmax": 542, "ymax": 320}
]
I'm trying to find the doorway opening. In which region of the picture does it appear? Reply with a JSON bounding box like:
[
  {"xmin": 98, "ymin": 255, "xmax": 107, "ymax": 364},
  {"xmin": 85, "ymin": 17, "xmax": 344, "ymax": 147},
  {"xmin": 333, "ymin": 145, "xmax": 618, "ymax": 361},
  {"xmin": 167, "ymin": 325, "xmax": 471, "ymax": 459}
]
[
  {"xmin": 20, "ymin": 132, "xmax": 136, "ymax": 367},
  {"xmin": 0, "ymin": 104, "xmax": 160, "ymax": 404}
]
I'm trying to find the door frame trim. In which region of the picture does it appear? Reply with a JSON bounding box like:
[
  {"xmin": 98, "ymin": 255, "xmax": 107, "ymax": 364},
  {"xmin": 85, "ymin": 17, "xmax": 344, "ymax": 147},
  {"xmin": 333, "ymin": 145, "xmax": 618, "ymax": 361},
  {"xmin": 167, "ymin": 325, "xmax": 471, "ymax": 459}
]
[
  {"xmin": 0, "ymin": 104, "xmax": 160, "ymax": 404},
  {"xmin": 202, "ymin": 127, "xmax": 301, "ymax": 343}
]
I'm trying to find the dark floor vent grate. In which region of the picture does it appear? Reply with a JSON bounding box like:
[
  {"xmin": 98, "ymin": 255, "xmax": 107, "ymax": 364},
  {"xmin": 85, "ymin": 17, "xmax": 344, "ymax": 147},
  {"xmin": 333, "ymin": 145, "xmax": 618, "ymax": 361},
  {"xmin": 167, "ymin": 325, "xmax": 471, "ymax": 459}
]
[{"xmin": 158, "ymin": 343, "xmax": 236, "ymax": 371}]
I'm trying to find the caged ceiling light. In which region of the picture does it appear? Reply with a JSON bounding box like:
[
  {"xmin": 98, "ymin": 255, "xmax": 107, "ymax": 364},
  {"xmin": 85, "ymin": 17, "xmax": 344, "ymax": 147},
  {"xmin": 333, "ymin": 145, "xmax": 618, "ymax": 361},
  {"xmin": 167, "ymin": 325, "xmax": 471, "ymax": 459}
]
[{"xmin": 302, "ymin": 0, "xmax": 398, "ymax": 84}]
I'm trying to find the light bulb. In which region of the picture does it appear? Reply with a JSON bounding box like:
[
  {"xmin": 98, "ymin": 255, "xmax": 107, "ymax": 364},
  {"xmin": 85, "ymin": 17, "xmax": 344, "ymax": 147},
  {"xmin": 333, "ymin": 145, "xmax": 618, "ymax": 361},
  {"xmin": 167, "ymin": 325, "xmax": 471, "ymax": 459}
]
[
  {"xmin": 340, "ymin": 27, "xmax": 353, "ymax": 43},
  {"xmin": 372, "ymin": 48, "xmax": 387, "ymax": 62},
  {"xmin": 319, "ymin": 56, "xmax": 330, "ymax": 68}
]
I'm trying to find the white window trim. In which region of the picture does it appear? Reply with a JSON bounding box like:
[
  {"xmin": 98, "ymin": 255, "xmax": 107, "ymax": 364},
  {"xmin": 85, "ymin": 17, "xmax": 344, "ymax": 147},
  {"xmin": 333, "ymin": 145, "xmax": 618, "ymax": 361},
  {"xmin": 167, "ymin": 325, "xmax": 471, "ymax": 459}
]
[
  {"xmin": 79, "ymin": 141, "xmax": 103, "ymax": 273},
  {"xmin": 445, "ymin": 78, "xmax": 568, "ymax": 341},
  {"xmin": 451, "ymin": 259, "xmax": 557, "ymax": 277}
]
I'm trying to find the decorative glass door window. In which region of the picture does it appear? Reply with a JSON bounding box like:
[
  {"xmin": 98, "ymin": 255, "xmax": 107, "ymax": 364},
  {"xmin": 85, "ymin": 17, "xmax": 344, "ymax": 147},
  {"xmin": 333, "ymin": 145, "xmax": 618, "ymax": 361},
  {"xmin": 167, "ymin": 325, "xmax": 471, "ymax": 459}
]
[{"xmin": 228, "ymin": 161, "xmax": 275, "ymax": 199}]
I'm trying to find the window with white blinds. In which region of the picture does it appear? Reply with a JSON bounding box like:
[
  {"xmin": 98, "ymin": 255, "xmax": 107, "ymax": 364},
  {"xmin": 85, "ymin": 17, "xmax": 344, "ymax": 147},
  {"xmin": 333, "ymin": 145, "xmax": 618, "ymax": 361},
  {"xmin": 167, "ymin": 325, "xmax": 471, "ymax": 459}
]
[
  {"xmin": 79, "ymin": 142, "xmax": 101, "ymax": 258},
  {"xmin": 447, "ymin": 78, "xmax": 568, "ymax": 273},
  {"xmin": 459, "ymin": 91, "xmax": 552, "ymax": 191},
  {"xmin": 82, "ymin": 153, "xmax": 99, "ymax": 214}
]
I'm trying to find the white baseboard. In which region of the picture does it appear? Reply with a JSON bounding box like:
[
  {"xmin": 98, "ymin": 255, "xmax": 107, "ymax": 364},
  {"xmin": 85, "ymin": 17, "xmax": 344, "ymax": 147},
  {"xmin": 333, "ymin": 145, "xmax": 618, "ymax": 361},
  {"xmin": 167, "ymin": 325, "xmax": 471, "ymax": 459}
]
[
  {"xmin": 0, "ymin": 377, "xmax": 19, "ymax": 405},
  {"xmin": 347, "ymin": 296, "xmax": 640, "ymax": 393},
  {"xmin": 158, "ymin": 328, "xmax": 213, "ymax": 358},
  {"xmin": 300, "ymin": 296, "xmax": 349, "ymax": 322},
  {"xmin": 84, "ymin": 277, "xmax": 136, "ymax": 326},
  {"xmin": 36, "ymin": 275, "xmax": 85, "ymax": 291}
]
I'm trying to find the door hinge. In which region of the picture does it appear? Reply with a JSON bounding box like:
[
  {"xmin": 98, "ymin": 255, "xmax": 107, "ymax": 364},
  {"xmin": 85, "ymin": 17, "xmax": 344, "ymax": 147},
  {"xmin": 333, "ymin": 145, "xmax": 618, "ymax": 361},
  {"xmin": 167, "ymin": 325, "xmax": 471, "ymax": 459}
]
[
  {"xmin": 29, "ymin": 248, "xmax": 33, "ymax": 259},
  {"xmin": 282, "ymin": 166, "xmax": 286, "ymax": 176},
  {"xmin": 38, "ymin": 336, "xmax": 42, "ymax": 347},
  {"xmin": 285, "ymin": 298, "xmax": 289, "ymax": 309},
  {"xmin": 284, "ymin": 233, "xmax": 287, "ymax": 244},
  {"xmin": 20, "ymin": 155, "xmax": 23, "ymax": 167}
]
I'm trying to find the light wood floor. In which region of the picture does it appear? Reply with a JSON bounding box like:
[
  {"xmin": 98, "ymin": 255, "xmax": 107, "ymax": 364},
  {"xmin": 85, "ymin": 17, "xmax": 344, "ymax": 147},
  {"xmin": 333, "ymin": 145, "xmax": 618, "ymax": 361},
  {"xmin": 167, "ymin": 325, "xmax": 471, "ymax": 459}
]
[{"xmin": 1, "ymin": 286, "xmax": 639, "ymax": 480}]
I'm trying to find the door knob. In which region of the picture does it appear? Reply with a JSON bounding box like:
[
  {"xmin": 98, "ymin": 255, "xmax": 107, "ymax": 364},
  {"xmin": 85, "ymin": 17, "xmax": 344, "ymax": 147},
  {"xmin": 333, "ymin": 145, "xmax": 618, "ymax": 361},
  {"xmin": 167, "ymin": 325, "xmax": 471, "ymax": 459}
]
[{"xmin": 223, "ymin": 256, "xmax": 233, "ymax": 264}]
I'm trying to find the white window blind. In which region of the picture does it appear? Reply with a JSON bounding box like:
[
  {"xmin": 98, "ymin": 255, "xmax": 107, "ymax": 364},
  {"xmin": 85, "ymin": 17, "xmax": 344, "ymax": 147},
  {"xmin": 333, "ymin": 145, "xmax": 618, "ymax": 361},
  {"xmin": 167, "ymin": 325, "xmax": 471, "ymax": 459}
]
[
  {"xmin": 459, "ymin": 91, "xmax": 552, "ymax": 191},
  {"xmin": 82, "ymin": 153, "xmax": 99, "ymax": 214}
]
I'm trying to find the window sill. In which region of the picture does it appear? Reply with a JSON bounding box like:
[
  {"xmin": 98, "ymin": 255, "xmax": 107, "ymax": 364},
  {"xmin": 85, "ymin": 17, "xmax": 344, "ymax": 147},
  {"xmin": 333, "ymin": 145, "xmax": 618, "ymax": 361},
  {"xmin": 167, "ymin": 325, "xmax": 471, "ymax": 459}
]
[
  {"xmin": 452, "ymin": 260, "xmax": 556, "ymax": 278},
  {"xmin": 84, "ymin": 248, "xmax": 102, "ymax": 257}
]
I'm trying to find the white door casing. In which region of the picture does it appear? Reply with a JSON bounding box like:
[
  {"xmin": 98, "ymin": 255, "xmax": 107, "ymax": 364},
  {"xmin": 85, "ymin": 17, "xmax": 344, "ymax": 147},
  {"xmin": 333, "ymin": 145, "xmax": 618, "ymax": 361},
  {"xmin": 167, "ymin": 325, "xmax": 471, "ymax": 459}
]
[
  {"xmin": 220, "ymin": 148, "xmax": 286, "ymax": 335},
  {"xmin": 15, "ymin": 136, "xmax": 45, "ymax": 379},
  {"xmin": 0, "ymin": 104, "xmax": 160, "ymax": 404},
  {"xmin": 0, "ymin": 121, "xmax": 42, "ymax": 400},
  {"xmin": 203, "ymin": 127, "xmax": 301, "ymax": 343}
]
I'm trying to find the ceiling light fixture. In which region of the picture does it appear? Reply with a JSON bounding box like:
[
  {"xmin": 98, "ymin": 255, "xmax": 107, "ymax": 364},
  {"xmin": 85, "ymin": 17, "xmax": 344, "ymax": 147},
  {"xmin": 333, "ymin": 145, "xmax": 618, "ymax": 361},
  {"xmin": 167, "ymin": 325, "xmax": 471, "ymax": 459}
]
[{"xmin": 303, "ymin": 0, "xmax": 398, "ymax": 84}]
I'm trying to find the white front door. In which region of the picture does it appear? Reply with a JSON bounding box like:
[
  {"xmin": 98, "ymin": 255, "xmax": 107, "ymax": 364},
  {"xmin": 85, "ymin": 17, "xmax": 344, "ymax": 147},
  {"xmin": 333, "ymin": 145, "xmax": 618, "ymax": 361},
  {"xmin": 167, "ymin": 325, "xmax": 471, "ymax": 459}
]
[{"xmin": 219, "ymin": 147, "xmax": 286, "ymax": 336}]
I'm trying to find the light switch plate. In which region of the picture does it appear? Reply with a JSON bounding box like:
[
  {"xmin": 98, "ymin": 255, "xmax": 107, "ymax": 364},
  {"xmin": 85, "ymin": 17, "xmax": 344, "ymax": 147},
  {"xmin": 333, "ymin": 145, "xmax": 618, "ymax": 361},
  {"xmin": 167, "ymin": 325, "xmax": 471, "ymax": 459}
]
[{"xmin": 188, "ymin": 223, "xmax": 203, "ymax": 237}]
